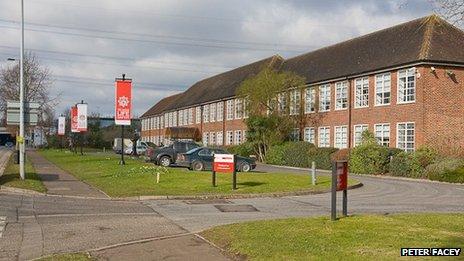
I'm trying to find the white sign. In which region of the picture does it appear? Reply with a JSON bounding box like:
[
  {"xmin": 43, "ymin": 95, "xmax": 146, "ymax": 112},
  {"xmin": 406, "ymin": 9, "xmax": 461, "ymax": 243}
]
[
  {"xmin": 58, "ymin": 116, "xmax": 65, "ymax": 136},
  {"xmin": 76, "ymin": 103, "xmax": 87, "ymax": 132},
  {"xmin": 214, "ymin": 154, "xmax": 234, "ymax": 163}
]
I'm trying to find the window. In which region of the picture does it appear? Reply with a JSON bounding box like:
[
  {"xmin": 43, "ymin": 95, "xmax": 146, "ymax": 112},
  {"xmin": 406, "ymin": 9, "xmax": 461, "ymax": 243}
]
[
  {"xmin": 335, "ymin": 82, "xmax": 348, "ymax": 110},
  {"xmin": 335, "ymin": 126, "xmax": 348, "ymax": 149},
  {"xmin": 203, "ymin": 104, "xmax": 210, "ymax": 123},
  {"xmin": 188, "ymin": 108, "xmax": 194, "ymax": 125},
  {"xmin": 202, "ymin": 132, "xmax": 209, "ymax": 146},
  {"xmin": 243, "ymin": 99, "xmax": 249, "ymax": 119},
  {"xmin": 355, "ymin": 77, "xmax": 369, "ymax": 108},
  {"xmin": 209, "ymin": 103, "xmax": 216, "ymax": 122},
  {"xmin": 290, "ymin": 128, "xmax": 300, "ymax": 141},
  {"xmin": 305, "ymin": 87, "xmax": 316, "ymax": 113},
  {"xmin": 304, "ymin": 127, "xmax": 315, "ymax": 144},
  {"xmin": 319, "ymin": 84, "xmax": 331, "ymax": 112},
  {"xmin": 216, "ymin": 131, "xmax": 223, "ymax": 145},
  {"xmin": 375, "ymin": 123, "xmax": 390, "ymax": 147},
  {"xmin": 164, "ymin": 113, "xmax": 168, "ymax": 128},
  {"xmin": 167, "ymin": 113, "xmax": 172, "ymax": 127},
  {"xmin": 375, "ymin": 73, "xmax": 391, "ymax": 105},
  {"xmin": 183, "ymin": 109, "xmax": 188, "ymax": 125},
  {"xmin": 226, "ymin": 131, "xmax": 234, "ymax": 145},
  {"xmin": 178, "ymin": 110, "xmax": 183, "ymax": 126},
  {"xmin": 195, "ymin": 107, "xmax": 201, "ymax": 124},
  {"xmin": 398, "ymin": 68, "xmax": 416, "ymax": 103},
  {"xmin": 353, "ymin": 124, "xmax": 368, "ymax": 146},
  {"xmin": 172, "ymin": 112, "xmax": 177, "ymax": 127},
  {"xmin": 289, "ymin": 89, "xmax": 301, "ymax": 115},
  {"xmin": 235, "ymin": 98, "xmax": 243, "ymax": 119},
  {"xmin": 234, "ymin": 130, "xmax": 243, "ymax": 145},
  {"xmin": 217, "ymin": 102, "xmax": 223, "ymax": 121},
  {"xmin": 397, "ymin": 122, "xmax": 415, "ymax": 152},
  {"xmin": 278, "ymin": 93, "xmax": 287, "ymax": 113},
  {"xmin": 318, "ymin": 127, "xmax": 330, "ymax": 147},
  {"xmin": 226, "ymin": 100, "xmax": 234, "ymax": 120},
  {"xmin": 210, "ymin": 132, "xmax": 216, "ymax": 145},
  {"xmin": 160, "ymin": 116, "xmax": 164, "ymax": 128}
]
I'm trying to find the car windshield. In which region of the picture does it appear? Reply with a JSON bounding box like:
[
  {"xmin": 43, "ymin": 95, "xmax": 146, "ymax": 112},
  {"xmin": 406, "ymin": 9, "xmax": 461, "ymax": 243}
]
[
  {"xmin": 146, "ymin": 142, "xmax": 156, "ymax": 147},
  {"xmin": 185, "ymin": 147, "xmax": 202, "ymax": 154}
]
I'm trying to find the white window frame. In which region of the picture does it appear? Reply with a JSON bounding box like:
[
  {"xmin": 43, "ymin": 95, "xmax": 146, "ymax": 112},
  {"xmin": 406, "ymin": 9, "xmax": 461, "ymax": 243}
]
[
  {"xmin": 318, "ymin": 126, "xmax": 330, "ymax": 147},
  {"xmin": 289, "ymin": 89, "xmax": 301, "ymax": 115},
  {"xmin": 305, "ymin": 87, "xmax": 316, "ymax": 114},
  {"xmin": 203, "ymin": 104, "xmax": 209, "ymax": 123},
  {"xmin": 335, "ymin": 81, "xmax": 348, "ymax": 110},
  {"xmin": 178, "ymin": 110, "xmax": 184, "ymax": 126},
  {"xmin": 202, "ymin": 132, "xmax": 209, "ymax": 146},
  {"xmin": 353, "ymin": 124, "xmax": 369, "ymax": 147},
  {"xmin": 216, "ymin": 102, "xmax": 224, "ymax": 122},
  {"xmin": 304, "ymin": 127, "xmax": 315, "ymax": 144},
  {"xmin": 195, "ymin": 107, "xmax": 201, "ymax": 124},
  {"xmin": 278, "ymin": 93, "xmax": 287, "ymax": 113},
  {"xmin": 355, "ymin": 77, "xmax": 369, "ymax": 108},
  {"xmin": 235, "ymin": 98, "xmax": 243, "ymax": 119},
  {"xmin": 216, "ymin": 131, "xmax": 223, "ymax": 145},
  {"xmin": 319, "ymin": 84, "xmax": 331, "ymax": 112},
  {"xmin": 397, "ymin": 68, "xmax": 416, "ymax": 104},
  {"xmin": 226, "ymin": 100, "xmax": 234, "ymax": 120},
  {"xmin": 396, "ymin": 122, "xmax": 415, "ymax": 152},
  {"xmin": 209, "ymin": 103, "xmax": 216, "ymax": 122},
  {"xmin": 172, "ymin": 111, "xmax": 177, "ymax": 127},
  {"xmin": 210, "ymin": 132, "xmax": 216, "ymax": 145},
  {"xmin": 226, "ymin": 131, "xmax": 234, "ymax": 145},
  {"xmin": 334, "ymin": 125, "xmax": 348, "ymax": 149},
  {"xmin": 374, "ymin": 123, "xmax": 390, "ymax": 147},
  {"xmin": 290, "ymin": 128, "xmax": 300, "ymax": 141},
  {"xmin": 243, "ymin": 99, "xmax": 249, "ymax": 119},
  {"xmin": 234, "ymin": 130, "xmax": 243, "ymax": 145},
  {"xmin": 375, "ymin": 73, "xmax": 391, "ymax": 106}
]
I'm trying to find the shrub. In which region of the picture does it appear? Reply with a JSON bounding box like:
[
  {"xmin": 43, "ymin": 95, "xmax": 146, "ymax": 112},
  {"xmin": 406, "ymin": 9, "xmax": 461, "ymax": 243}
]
[
  {"xmin": 349, "ymin": 143, "xmax": 390, "ymax": 174},
  {"xmin": 389, "ymin": 147, "xmax": 438, "ymax": 178},
  {"xmin": 226, "ymin": 142, "xmax": 255, "ymax": 158},
  {"xmin": 265, "ymin": 142, "xmax": 337, "ymax": 170},
  {"xmin": 425, "ymin": 158, "xmax": 464, "ymax": 183}
]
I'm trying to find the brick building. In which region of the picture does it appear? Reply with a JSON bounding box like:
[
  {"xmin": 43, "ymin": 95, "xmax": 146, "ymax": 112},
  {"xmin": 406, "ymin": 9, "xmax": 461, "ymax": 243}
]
[{"xmin": 141, "ymin": 15, "xmax": 464, "ymax": 153}]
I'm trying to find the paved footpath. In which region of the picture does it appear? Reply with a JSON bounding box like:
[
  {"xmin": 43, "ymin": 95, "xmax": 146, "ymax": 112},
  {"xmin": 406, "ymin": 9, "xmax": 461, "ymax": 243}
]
[
  {"xmin": 0, "ymin": 147, "xmax": 12, "ymax": 177},
  {"xmin": 27, "ymin": 150, "xmax": 108, "ymax": 198}
]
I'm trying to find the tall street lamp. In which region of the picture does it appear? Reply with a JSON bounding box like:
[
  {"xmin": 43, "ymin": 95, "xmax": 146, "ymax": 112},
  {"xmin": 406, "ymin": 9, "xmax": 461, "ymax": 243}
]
[{"xmin": 19, "ymin": 0, "xmax": 25, "ymax": 180}]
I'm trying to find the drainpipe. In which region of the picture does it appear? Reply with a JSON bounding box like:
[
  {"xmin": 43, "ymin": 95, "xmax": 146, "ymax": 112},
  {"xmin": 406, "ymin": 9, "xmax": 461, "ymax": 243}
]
[
  {"xmin": 347, "ymin": 78, "xmax": 352, "ymax": 148},
  {"xmin": 222, "ymin": 100, "xmax": 226, "ymax": 145}
]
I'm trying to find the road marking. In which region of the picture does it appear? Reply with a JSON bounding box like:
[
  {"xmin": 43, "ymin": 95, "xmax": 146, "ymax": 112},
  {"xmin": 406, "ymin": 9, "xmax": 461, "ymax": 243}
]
[{"xmin": 0, "ymin": 216, "xmax": 6, "ymax": 238}]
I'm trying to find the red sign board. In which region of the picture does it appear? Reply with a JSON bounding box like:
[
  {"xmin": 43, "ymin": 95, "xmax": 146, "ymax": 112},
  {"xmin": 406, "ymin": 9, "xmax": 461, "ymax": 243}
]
[
  {"xmin": 115, "ymin": 79, "xmax": 132, "ymax": 126},
  {"xmin": 70, "ymin": 106, "xmax": 79, "ymax": 133},
  {"xmin": 336, "ymin": 161, "xmax": 348, "ymax": 191},
  {"xmin": 213, "ymin": 154, "xmax": 235, "ymax": 173}
]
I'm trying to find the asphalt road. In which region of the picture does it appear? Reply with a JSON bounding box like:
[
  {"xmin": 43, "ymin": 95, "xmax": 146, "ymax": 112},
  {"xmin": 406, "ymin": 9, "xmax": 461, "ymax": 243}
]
[{"xmin": 0, "ymin": 161, "xmax": 463, "ymax": 260}]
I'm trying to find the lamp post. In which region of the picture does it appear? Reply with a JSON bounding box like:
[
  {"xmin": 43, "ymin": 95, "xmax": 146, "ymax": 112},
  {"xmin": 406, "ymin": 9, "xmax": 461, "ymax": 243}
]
[{"xmin": 18, "ymin": 0, "xmax": 25, "ymax": 180}]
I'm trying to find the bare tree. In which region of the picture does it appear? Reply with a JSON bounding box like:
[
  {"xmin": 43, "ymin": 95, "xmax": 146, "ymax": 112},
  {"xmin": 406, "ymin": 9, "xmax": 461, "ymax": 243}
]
[
  {"xmin": 430, "ymin": 0, "xmax": 464, "ymax": 27},
  {"xmin": 0, "ymin": 52, "xmax": 59, "ymax": 127}
]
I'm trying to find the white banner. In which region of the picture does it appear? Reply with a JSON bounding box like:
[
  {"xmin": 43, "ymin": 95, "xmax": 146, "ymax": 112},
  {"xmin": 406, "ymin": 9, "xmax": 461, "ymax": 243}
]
[
  {"xmin": 77, "ymin": 103, "xmax": 88, "ymax": 132},
  {"xmin": 58, "ymin": 116, "xmax": 65, "ymax": 136}
]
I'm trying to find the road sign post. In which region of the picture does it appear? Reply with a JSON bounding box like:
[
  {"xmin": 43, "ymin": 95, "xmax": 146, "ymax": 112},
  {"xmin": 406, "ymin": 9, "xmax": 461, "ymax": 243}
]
[{"xmin": 213, "ymin": 154, "xmax": 236, "ymax": 189}]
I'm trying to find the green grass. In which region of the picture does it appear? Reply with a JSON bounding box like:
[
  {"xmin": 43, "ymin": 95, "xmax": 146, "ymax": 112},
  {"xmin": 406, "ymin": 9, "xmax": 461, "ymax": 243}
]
[
  {"xmin": 0, "ymin": 154, "xmax": 46, "ymax": 193},
  {"xmin": 201, "ymin": 213, "xmax": 464, "ymax": 260},
  {"xmin": 37, "ymin": 253, "xmax": 92, "ymax": 261},
  {"xmin": 38, "ymin": 149, "xmax": 357, "ymax": 198}
]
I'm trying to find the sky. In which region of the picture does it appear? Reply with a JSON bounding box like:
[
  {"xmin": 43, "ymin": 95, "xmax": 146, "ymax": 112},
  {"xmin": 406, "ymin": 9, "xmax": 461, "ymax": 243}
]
[{"xmin": 0, "ymin": 0, "xmax": 435, "ymax": 117}]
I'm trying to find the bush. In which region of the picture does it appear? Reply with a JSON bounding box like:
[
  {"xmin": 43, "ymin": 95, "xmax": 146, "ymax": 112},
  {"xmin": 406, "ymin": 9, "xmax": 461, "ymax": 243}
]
[
  {"xmin": 265, "ymin": 142, "xmax": 338, "ymax": 170},
  {"xmin": 425, "ymin": 158, "xmax": 464, "ymax": 183},
  {"xmin": 226, "ymin": 142, "xmax": 255, "ymax": 158},
  {"xmin": 389, "ymin": 147, "xmax": 438, "ymax": 178},
  {"xmin": 349, "ymin": 143, "xmax": 390, "ymax": 174}
]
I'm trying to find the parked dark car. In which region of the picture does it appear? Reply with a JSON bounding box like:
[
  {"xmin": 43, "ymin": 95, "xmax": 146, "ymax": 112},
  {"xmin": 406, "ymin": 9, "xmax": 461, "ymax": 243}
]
[
  {"xmin": 150, "ymin": 140, "xmax": 200, "ymax": 167},
  {"xmin": 177, "ymin": 147, "xmax": 256, "ymax": 172}
]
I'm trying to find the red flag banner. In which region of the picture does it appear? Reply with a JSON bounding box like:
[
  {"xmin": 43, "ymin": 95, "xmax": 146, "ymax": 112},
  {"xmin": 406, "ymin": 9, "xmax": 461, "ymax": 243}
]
[
  {"xmin": 115, "ymin": 79, "xmax": 132, "ymax": 126},
  {"xmin": 71, "ymin": 106, "xmax": 79, "ymax": 133}
]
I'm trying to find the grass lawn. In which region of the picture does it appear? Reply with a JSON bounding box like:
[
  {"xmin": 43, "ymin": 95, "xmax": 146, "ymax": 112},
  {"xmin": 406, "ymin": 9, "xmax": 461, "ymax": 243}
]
[
  {"xmin": 0, "ymin": 154, "xmax": 46, "ymax": 193},
  {"xmin": 38, "ymin": 149, "xmax": 357, "ymax": 198},
  {"xmin": 201, "ymin": 213, "xmax": 464, "ymax": 260},
  {"xmin": 37, "ymin": 253, "xmax": 92, "ymax": 261}
]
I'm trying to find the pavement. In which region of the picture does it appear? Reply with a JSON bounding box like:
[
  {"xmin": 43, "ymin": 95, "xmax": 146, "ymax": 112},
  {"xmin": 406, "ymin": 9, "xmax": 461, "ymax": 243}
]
[
  {"xmin": 0, "ymin": 147, "xmax": 13, "ymax": 178},
  {"xmin": 0, "ymin": 154, "xmax": 463, "ymax": 260},
  {"xmin": 26, "ymin": 150, "xmax": 109, "ymax": 198}
]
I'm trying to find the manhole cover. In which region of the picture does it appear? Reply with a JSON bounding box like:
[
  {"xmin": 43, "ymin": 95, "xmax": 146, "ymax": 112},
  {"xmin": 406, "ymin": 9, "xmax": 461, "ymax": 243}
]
[
  {"xmin": 184, "ymin": 199, "xmax": 231, "ymax": 205},
  {"xmin": 214, "ymin": 204, "xmax": 259, "ymax": 212}
]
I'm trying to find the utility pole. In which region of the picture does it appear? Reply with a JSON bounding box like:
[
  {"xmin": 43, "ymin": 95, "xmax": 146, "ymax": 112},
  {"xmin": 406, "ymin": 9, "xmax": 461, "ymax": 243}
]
[{"xmin": 19, "ymin": 0, "xmax": 25, "ymax": 180}]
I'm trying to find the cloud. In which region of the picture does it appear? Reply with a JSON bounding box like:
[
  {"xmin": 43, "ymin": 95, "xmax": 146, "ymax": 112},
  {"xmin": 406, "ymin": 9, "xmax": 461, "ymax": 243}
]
[{"xmin": 0, "ymin": 0, "xmax": 433, "ymax": 117}]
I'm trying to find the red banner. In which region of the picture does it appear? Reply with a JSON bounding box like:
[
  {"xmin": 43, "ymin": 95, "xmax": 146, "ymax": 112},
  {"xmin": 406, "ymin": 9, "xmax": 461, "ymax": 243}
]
[
  {"xmin": 115, "ymin": 79, "xmax": 132, "ymax": 126},
  {"xmin": 213, "ymin": 154, "xmax": 235, "ymax": 173},
  {"xmin": 71, "ymin": 106, "xmax": 79, "ymax": 133}
]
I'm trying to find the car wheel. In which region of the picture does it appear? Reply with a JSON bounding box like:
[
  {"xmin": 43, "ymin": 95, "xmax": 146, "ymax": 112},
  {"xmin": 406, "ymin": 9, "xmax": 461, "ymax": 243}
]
[
  {"xmin": 240, "ymin": 162, "xmax": 251, "ymax": 172},
  {"xmin": 192, "ymin": 161, "xmax": 204, "ymax": 171},
  {"xmin": 159, "ymin": 156, "xmax": 171, "ymax": 167}
]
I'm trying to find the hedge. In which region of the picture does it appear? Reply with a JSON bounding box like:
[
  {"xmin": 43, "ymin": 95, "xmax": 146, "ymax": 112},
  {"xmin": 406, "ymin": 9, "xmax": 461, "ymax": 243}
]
[
  {"xmin": 389, "ymin": 147, "xmax": 438, "ymax": 178},
  {"xmin": 265, "ymin": 142, "xmax": 337, "ymax": 170},
  {"xmin": 425, "ymin": 158, "xmax": 464, "ymax": 183}
]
